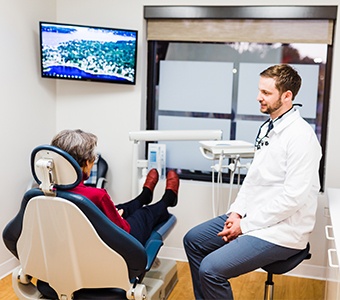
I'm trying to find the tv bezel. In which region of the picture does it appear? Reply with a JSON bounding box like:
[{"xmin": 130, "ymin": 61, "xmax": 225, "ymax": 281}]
[{"xmin": 39, "ymin": 21, "xmax": 138, "ymax": 85}]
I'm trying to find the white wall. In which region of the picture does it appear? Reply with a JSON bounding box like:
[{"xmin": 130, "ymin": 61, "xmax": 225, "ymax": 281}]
[
  {"xmin": 0, "ymin": 0, "xmax": 57, "ymax": 277},
  {"xmin": 55, "ymin": 0, "xmax": 148, "ymax": 202},
  {"xmin": 1, "ymin": 0, "xmax": 340, "ymax": 282}
]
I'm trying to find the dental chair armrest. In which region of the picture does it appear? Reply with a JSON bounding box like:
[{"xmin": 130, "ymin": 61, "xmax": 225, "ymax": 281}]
[{"xmin": 96, "ymin": 177, "xmax": 107, "ymax": 189}]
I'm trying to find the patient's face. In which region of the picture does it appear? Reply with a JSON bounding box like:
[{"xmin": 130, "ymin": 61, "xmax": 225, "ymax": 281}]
[{"xmin": 83, "ymin": 160, "xmax": 95, "ymax": 178}]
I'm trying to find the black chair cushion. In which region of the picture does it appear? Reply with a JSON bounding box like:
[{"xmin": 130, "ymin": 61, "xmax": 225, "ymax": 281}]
[{"xmin": 262, "ymin": 243, "xmax": 311, "ymax": 275}]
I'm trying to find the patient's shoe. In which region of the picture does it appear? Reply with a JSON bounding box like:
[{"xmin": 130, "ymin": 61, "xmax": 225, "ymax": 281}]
[
  {"xmin": 143, "ymin": 169, "xmax": 159, "ymax": 192},
  {"xmin": 166, "ymin": 170, "xmax": 179, "ymax": 195},
  {"xmin": 164, "ymin": 170, "xmax": 179, "ymax": 207}
]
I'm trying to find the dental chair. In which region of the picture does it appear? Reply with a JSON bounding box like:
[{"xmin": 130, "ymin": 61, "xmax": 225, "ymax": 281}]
[{"xmin": 2, "ymin": 145, "xmax": 177, "ymax": 300}]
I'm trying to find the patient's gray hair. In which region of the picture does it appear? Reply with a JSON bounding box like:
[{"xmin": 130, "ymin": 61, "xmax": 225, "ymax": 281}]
[{"xmin": 51, "ymin": 129, "xmax": 98, "ymax": 167}]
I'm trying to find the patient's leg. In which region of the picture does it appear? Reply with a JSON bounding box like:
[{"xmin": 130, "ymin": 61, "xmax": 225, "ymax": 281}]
[
  {"xmin": 126, "ymin": 193, "xmax": 171, "ymax": 245},
  {"xmin": 116, "ymin": 169, "xmax": 159, "ymax": 217},
  {"xmin": 116, "ymin": 188, "xmax": 152, "ymax": 218}
]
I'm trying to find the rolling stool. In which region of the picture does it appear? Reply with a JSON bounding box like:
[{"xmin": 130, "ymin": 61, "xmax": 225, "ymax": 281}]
[{"xmin": 262, "ymin": 243, "xmax": 311, "ymax": 300}]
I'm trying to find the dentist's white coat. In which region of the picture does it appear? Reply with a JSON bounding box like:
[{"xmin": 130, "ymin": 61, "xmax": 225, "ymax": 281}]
[{"xmin": 228, "ymin": 109, "xmax": 322, "ymax": 249}]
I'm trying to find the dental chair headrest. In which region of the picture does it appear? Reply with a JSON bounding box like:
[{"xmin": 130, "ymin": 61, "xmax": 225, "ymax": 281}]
[{"xmin": 31, "ymin": 145, "xmax": 82, "ymax": 195}]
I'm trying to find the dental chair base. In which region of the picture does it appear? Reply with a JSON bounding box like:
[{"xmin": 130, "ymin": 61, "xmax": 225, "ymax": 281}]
[
  {"xmin": 11, "ymin": 259, "xmax": 178, "ymax": 300},
  {"xmin": 145, "ymin": 258, "xmax": 178, "ymax": 300}
]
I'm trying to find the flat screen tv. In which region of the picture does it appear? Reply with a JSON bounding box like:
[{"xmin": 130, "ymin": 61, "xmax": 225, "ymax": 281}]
[{"xmin": 39, "ymin": 21, "xmax": 138, "ymax": 85}]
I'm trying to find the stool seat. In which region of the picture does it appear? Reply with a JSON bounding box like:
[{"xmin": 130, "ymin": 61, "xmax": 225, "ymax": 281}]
[
  {"xmin": 262, "ymin": 243, "xmax": 311, "ymax": 300},
  {"xmin": 262, "ymin": 243, "xmax": 311, "ymax": 274}
]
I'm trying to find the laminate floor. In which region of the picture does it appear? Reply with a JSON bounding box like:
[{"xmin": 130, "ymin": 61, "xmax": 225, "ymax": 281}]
[
  {"xmin": 0, "ymin": 261, "xmax": 325, "ymax": 300},
  {"xmin": 169, "ymin": 261, "xmax": 325, "ymax": 300}
]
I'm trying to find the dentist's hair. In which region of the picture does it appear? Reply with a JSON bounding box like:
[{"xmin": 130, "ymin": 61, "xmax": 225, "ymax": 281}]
[{"xmin": 260, "ymin": 64, "xmax": 302, "ymax": 100}]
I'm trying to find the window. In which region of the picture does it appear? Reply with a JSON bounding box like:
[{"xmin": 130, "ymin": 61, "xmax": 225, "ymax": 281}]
[{"xmin": 145, "ymin": 6, "xmax": 337, "ymax": 189}]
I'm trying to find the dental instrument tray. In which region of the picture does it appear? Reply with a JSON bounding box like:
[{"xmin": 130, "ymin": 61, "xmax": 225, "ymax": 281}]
[{"xmin": 199, "ymin": 140, "xmax": 255, "ymax": 160}]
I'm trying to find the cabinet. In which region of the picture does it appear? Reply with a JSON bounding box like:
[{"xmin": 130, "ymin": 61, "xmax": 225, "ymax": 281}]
[{"xmin": 325, "ymin": 188, "xmax": 340, "ymax": 300}]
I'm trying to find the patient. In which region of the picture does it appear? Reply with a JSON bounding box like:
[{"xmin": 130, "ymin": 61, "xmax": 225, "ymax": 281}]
[{"xmin": 51, "ymin": 129, "xmax": 179, "ymax": 246}]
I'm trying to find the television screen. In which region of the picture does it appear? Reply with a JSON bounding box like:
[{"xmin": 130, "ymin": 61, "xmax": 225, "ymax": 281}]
[{"xmin": 39, "ymin": 21, "xmax": 138, "ymax": 85}]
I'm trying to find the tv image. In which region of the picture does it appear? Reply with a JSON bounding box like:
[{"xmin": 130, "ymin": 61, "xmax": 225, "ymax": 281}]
[{"xmin": 39, "ymin": 22, "xmax": 138, "ymax": 85}]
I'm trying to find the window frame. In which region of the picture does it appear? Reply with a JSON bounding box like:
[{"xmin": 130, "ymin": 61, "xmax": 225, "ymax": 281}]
[{"xmin": 144, "ymin": 5, "xmax": 338, "ymax": 191}]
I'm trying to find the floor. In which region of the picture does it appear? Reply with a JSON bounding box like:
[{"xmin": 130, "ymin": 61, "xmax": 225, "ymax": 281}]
[
  {"xmin": 0, "ymin": 261, "xmax": 326, "ymax": 300},
  {"xmin": 168, "ymin": 261, "xmax": 325, "ymax": 300}
]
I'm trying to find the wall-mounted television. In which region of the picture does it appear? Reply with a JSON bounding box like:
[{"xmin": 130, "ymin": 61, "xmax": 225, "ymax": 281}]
[{"xmin": 39, "ymin": 21, "xmax": 138, "ymax": 85}]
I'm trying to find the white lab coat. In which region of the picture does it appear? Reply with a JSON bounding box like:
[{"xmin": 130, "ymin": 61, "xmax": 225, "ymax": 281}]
[{"xmin": 227, "ymin": 109, "xmax": 322, "ymax": 249}]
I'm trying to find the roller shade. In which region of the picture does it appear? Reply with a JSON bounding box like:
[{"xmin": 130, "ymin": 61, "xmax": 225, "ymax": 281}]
[{"xmin": 147, "ymin": 19, "xmax": 334, "ymax": 44}]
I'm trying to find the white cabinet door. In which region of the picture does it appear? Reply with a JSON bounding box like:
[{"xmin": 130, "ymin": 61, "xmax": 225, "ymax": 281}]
[{"xmin": 325, "ymin": 189, "xmax": 340, "ymax": 300}]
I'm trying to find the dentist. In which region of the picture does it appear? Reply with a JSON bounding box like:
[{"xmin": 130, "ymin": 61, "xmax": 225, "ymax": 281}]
[{"xmin": 183, "ymin": 64, "xmax": 322, "ymax": 299}]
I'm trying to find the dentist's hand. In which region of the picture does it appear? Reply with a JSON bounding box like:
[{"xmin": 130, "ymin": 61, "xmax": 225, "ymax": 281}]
[{"xmin": 217, "ymin": 212, "xmax": 242, "ymax": 242}]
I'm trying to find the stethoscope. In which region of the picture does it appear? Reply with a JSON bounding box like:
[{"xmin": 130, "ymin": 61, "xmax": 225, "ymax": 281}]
[{"xmin": 254, "ymin": 103, "xmax": 302, "ymax": 150}]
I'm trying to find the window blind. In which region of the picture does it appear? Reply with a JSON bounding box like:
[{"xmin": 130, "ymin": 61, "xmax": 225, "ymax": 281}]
[{"xmin": 147, "ymin": 19, "xmax": 334, "ymax": 44}]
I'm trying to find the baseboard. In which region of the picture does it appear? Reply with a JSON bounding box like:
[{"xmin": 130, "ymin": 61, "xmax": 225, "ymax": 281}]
[
  {"xmin": 158, "ymin": 246, "xmax": 187, "ymax": 262},
  {"xmin": 158, "ymin": 246, "xmax": 327, "ymax": 281},
  {"xmin": 276, "ymin": 262, "xmax": 327, "ymax": 281},
  {"xmin": 0, "ymin": 257, "xmax": 19, "ymax": 280}
]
